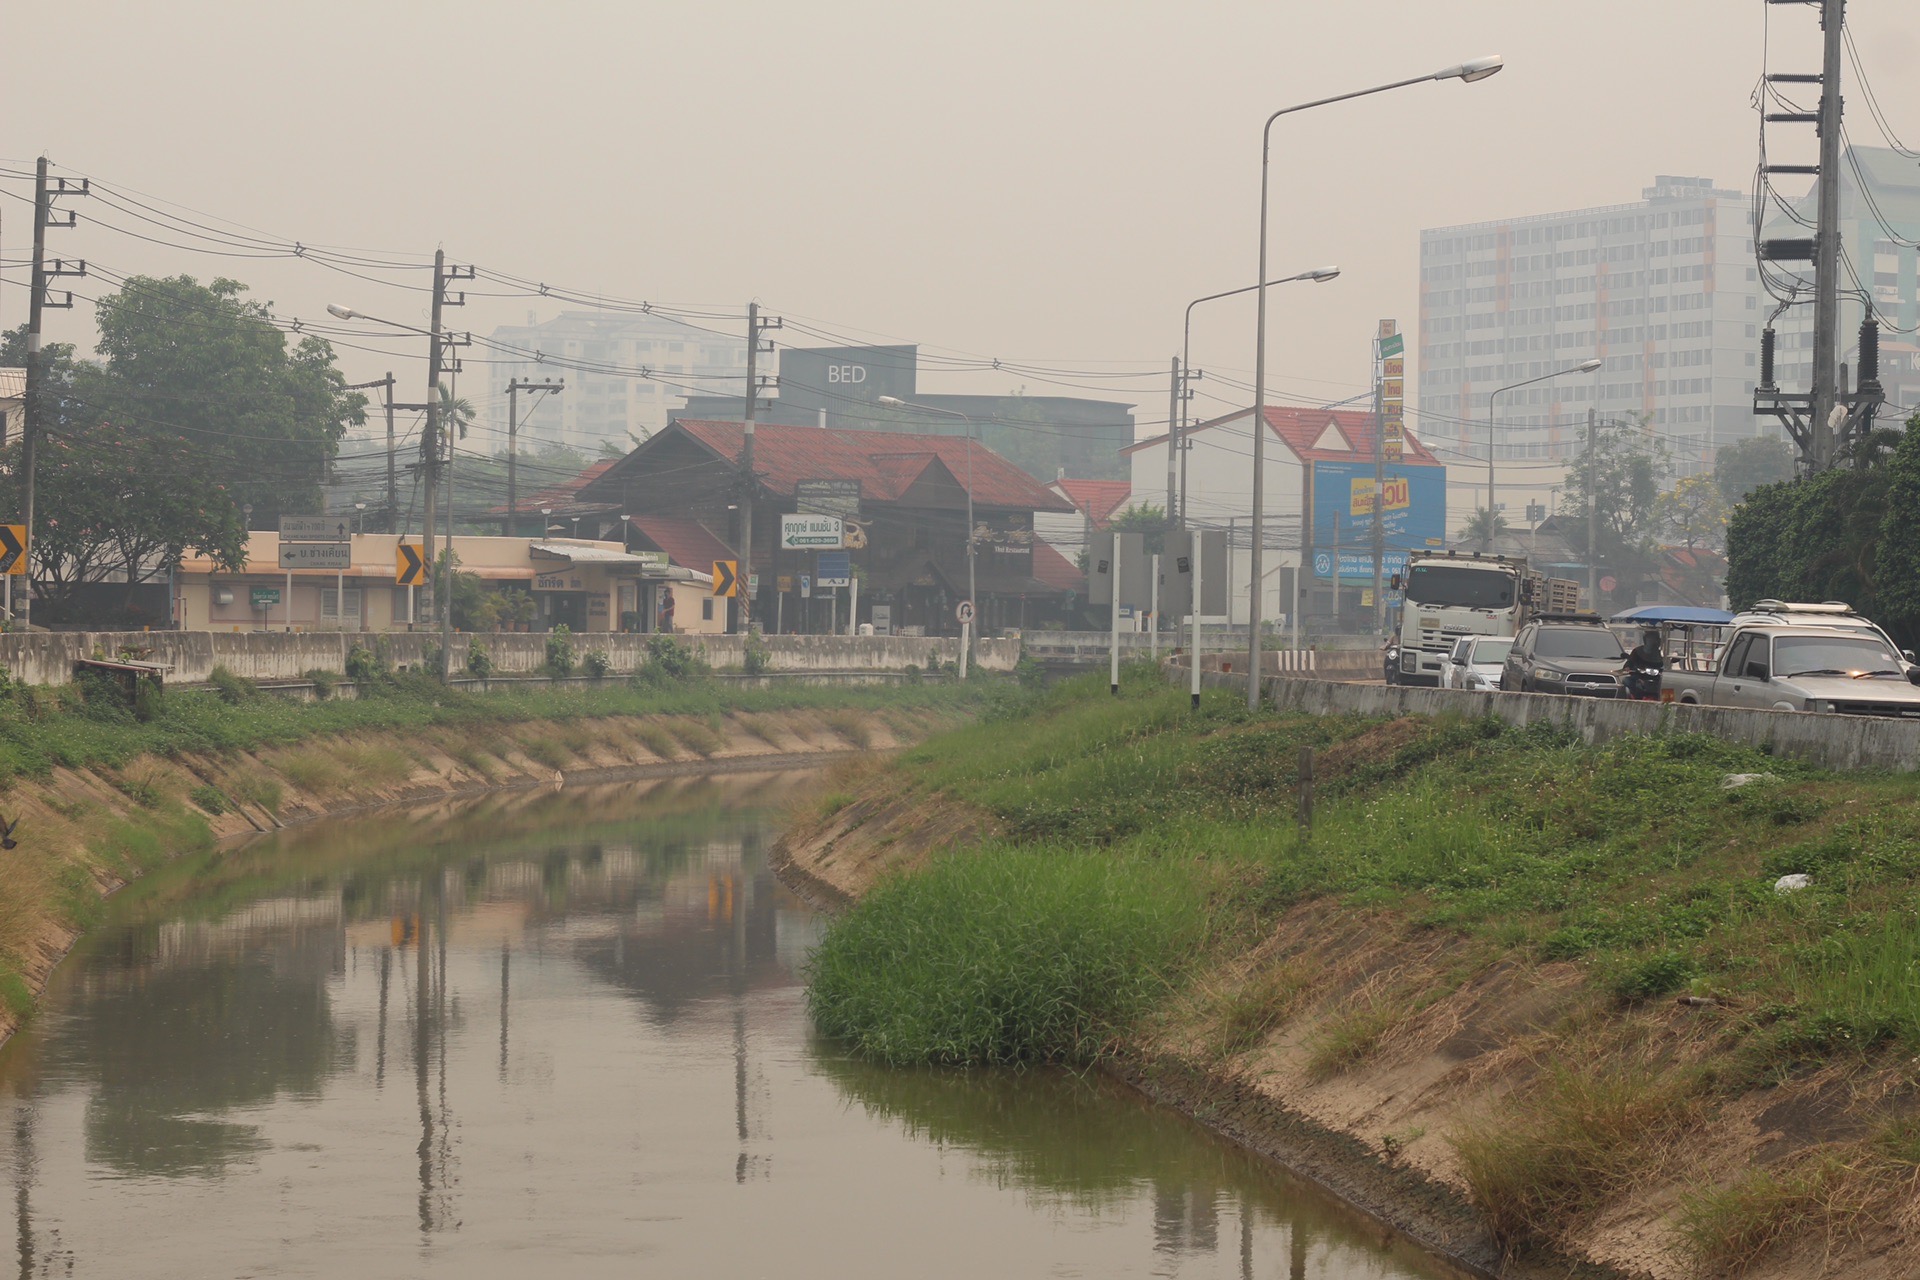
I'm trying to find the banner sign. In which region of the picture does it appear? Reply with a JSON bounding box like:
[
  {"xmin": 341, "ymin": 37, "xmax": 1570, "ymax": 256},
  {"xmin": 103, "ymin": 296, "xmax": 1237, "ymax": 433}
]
[
  {"xmin": 1377, "ymin": 320, "xmax": 1405, "ymax": 461},
  {"xmin": 1311, "ymin": 459, "xmax": 1446, "ymax": 582},
  {"xmin": 780, "ymin": 513, "xmax": 844, "ymax": 549},
  {"xmin": 795, "ymin": 479, "xmax": 862, "ymax": 521}
]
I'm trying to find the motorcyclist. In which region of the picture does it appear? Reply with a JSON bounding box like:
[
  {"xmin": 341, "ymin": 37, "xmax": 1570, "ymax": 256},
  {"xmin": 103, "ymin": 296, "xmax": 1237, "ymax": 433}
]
[{"xmin": 1621, "ymin": 628, "xmax": 1664, "ymax": 699}]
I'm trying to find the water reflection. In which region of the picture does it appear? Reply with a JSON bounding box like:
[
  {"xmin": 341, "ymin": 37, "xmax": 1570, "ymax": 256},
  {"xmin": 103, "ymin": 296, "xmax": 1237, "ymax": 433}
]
[{"xmin": 0, "ymin": 773, "xmax": 1452, "ymax": 1279}]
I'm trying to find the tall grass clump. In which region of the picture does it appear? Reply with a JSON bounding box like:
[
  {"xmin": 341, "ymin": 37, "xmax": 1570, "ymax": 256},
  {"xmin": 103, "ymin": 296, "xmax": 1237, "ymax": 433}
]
[
  {"xmin": 1451, "ymin": 1059, "xmax": 1704, "ymax": 1248},
  {"xmin": 806, "ymin": 846, "xmax": 1204, "ymax": 1066}
]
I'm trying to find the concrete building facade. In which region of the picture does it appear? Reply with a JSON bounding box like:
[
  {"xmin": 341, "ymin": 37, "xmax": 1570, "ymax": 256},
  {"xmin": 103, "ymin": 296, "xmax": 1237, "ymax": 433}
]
[
  {"xmin": 485, "ymin": 311, "xmax": 747, "ymax": 455},
  {"xmin": 1418, "ymin": 176, "xmax": 1763, "ymax": 529}
]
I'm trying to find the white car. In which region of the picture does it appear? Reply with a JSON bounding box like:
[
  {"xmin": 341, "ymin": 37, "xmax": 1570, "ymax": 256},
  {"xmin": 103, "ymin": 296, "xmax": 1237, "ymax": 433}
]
[{"xmin": 1444, "ymin": 635, "xmax": 1513, "ymax": 691}]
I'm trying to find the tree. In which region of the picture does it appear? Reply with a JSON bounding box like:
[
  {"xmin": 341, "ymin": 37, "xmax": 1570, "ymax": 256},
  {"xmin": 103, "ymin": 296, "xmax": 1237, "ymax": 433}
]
[
  {"xmin": 1108, "ymin": 502, "xmax": 1169, "ymax": 557},
  {"xmin": 1714, "ymin": 434, "xmax": 1796, "ymax": 504},
  {"xmin": 437, "ymin": 384, "xmax": 475, "ymax": 442},
  {"xmin": 78, "ymin": 275, "xmax": 365, "ymax": 526},
  {"xmin": 1656, "ymin": 474, "xmax": 1727, "ymax": 550},
  {"xmin": 1461, "ymin": 507, "xmax": 1508, "ymax": 547},
  {"xmin": 1562, "ymin": 418, "xmax": 1672, "ymax": 605},
  {"xmin": 1870, "ymin": 419, "xmax": 1920, "ymax": 644}
]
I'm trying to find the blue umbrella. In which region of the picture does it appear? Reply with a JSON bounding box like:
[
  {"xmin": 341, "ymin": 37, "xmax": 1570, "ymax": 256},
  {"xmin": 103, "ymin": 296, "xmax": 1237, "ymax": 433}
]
[{"xmin": 1609, "ymin": 604, "xmax": 1733, "ymax": 626}]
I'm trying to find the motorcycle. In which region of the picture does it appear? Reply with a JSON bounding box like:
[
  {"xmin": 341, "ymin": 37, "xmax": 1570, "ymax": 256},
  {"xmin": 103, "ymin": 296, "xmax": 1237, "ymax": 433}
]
[
  {"xmin": 1620, "ymin": 661, "xmax": 1664, "ymax": 701},
  {"xmin": 1383, "ymin": 640, "xmax": 1401, "ymax": 685}
]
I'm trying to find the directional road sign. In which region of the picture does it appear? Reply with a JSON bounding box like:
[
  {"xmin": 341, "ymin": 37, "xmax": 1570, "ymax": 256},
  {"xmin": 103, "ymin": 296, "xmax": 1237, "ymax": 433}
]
[
  {"xmin": 0, "ymin": 524, "xmax": 25, "ymax": 576},
  {"xmin": 711, "ymin": 560, "xmax": 740, "ymax": 597},
  {"xmin": 279, "ymin": 541, "xmax": 350, "ymax": 570},
  {"xmin": 250, "ymin": 587, "xmax": 282, "ymax": 608},
  {"xmin": 955, "ymin": 599, "xmax": 976, "ymax": 625},
  {"xmin": 395, "ymin": 542, "xmax": 427, "ymax": 586},
  {"xmin": 280, "ymin": 515, "xmax": 349, "ymax": 542},
  {"xmin": 779, "ymin": 513, "xmax": 843, "ymax": 550}
]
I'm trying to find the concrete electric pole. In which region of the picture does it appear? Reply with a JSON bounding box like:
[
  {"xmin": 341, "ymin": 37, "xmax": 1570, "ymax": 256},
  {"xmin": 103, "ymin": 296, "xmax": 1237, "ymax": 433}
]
[
  {"xmin": 19, "ymin": 157, "xmax": 88, "ymax": 630},
  {"xmin": 505, "ymin": 377, "xmax": 565, "ymax": 534}
]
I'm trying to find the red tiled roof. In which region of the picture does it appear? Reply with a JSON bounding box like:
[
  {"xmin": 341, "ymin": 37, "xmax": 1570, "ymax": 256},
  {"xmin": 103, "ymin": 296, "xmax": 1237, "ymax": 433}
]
[
  {"xmin": 628, "ymin": 515, "xmax": 736, "ymax": 571},
  {"xmin": 1123, "ymin": 406, "xmax": 1441, "ymax": 467},
  {"xmin": 649, "ymin": 420, "xmax": 1076, "ymax": 513},
  {"xmin": 1030, "ymin": 540, "xmax": 1085, "ymax": 593},
  {"xmin": 1051, "ymin": 478, "xmax": 1132, "ymax": 527},
  {"xmin": 483, "ymin": 459, "xmax": 619, "ymax": 517}
]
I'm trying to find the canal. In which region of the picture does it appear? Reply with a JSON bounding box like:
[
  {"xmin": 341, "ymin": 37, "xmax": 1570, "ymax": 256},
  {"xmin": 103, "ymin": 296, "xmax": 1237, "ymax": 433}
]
[{"xmin": 0, "ymin": 771, "xmax": 1459, "ymax": 1279}]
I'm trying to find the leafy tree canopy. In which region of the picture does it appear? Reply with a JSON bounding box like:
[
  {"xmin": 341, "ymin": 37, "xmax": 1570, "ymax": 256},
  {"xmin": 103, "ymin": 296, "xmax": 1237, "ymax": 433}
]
[
  {"xmin": 1562, "ymin": 417, "xmax": 1672, "ymax": 606},
  {"xmin": 1713, "ymin": 434, "xmax": 1796, "ymax": 504}
]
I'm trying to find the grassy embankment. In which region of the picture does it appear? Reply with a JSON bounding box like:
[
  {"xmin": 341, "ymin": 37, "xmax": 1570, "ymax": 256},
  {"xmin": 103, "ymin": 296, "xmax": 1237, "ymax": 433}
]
[
  {"xmin": 803, "ymin": 665, "xmax": 1920, "ymax": 1276},
  {"xmin": 0, "ymin": 658, "xmax": 993, "ymax": 1035}
]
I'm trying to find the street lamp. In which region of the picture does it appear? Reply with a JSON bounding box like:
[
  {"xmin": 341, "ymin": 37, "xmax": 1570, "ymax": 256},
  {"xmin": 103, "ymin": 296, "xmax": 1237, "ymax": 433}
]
[
  {"xmin": 1243, "ymin": 54, "xmax": 1504, "ymax": 711},
  {"xmin": 1177, "ymin": 267, "xmax": 1340, "ymax": 526},
  {"xmin": 354, "ymin": 501, "xmax": 366, "ymax": 535},
  {"xmin": 1483, "ymin": 358, "xmax": 1602, "ymax": 546},
  {"xmin": 877, "ymin": 395, "xmax": 976, "ymax": 635}
]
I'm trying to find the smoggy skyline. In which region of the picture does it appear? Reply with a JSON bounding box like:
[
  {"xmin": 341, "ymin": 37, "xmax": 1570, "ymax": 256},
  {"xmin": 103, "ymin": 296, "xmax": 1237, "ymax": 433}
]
[{"xmin": 6, "ymin": 1, "xmax": 1918, "ymax": 438}]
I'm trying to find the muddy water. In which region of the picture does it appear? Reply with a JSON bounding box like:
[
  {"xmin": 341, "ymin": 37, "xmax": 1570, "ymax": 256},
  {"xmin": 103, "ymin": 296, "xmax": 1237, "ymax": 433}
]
[{"xmin": 0, "ymin": 773, "xmax": 1458, "ymax": 1279}]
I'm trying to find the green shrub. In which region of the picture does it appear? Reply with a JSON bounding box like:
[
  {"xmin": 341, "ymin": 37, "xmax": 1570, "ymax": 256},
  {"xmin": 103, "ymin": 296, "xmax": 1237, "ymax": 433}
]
[
  {"xmin": 582, "ymin": 649, "xmax": 612, "ymax": 679},
  {"xmin": 346, "ymin": 643, "xmax": 389, "ymax": 685},
  {"xmin": 208, "ymin": 665, "xmax": 256, "ymax": 705},
  {"xmin": 742, "ymin": 631, "xmax": 771, "ymax": 675},
  {"xmin": 466, "ymin": 641, "xmax": 494, "ymax": 677},
  {"xmin": 806, "ymin": 846, "xmax": 1203, "ymax": 1066},
  {"xmin": 188, "ymin": 784, "xmax": 228, "ymax": 815},
  {"xmin": 544, "ymin": 624, "xmax": 575, "ymax": 677},
  {"xmin": 304, "ymin": 668, "xmax": 339, "ymax": 700},
  {"xmin": 640, "ymin": 634, "xmax": 706, "ymax": 682},
  {"xmin": 133, "ymin": 677, "xmax": 164, "ymax": 722}
]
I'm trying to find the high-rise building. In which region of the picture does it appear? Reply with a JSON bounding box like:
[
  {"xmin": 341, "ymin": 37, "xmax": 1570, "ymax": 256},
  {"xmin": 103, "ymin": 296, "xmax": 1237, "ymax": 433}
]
[
  {"xmin": 1418, "ymin": 176, "xmax": 1762, "ymax": 528},
  {"xmin": 485, "ymin": 311, "xmax": 747, "ymax": 456}
]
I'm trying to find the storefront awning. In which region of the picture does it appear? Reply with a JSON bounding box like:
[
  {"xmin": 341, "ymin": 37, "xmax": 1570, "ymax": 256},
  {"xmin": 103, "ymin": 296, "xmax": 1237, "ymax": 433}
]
[{"xmin": 529, "ymin": 542, "xmax": 670, "ymax": 574}]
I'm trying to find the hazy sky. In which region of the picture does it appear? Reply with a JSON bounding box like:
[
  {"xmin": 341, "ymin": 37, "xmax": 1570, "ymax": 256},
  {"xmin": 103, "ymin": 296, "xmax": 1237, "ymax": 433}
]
[{"xmin": 7, "ymin": 1, "xmax": 1919, "ymax": 436}]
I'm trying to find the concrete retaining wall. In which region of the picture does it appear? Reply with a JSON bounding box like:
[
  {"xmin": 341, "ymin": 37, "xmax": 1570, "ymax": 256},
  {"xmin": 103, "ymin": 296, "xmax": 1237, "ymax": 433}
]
[
  {"xmin": 0, "ymin": 631, "xmax": 1018, "ymax": 687},
  {"xmin": 1172, "ymin": 661, "xmax": 1920, "ymax": 774}
]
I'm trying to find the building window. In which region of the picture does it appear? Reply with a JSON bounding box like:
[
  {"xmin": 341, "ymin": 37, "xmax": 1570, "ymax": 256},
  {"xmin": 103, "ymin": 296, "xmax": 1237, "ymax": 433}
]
[
  {"xmin": 320, "ymin": 589, "xmax": 362, "ymax": 620},
  {"xmin": 702, "ymin": 599, "xmax": 715, "ymax": 621}
]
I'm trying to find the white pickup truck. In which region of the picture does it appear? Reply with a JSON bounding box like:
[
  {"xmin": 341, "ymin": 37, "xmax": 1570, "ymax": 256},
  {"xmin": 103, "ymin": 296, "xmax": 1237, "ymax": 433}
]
[{"xmin": 1661, "ymin": 623, "xmax": 1920, "ymax": 717}]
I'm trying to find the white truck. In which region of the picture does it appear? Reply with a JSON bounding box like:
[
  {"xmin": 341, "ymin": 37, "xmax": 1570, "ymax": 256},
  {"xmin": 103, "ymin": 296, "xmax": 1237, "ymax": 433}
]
[{"xmin": 1388, "ymin": 552, "xmax": 1577, "ymax": 686}]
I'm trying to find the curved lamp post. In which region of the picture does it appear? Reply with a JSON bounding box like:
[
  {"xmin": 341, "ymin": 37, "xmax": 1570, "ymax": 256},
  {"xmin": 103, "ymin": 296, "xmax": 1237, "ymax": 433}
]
[
  {"xmin": 1243, "ymin": 55, "xmax": 1504, "ymax": 710},
  {"xmin": 1483, "ymin": 358, "xmax": 1602, "ymax": 545},
  {"xmin": 1177, "ymin": 268, "xmax": 1340, "ymax": 527}
]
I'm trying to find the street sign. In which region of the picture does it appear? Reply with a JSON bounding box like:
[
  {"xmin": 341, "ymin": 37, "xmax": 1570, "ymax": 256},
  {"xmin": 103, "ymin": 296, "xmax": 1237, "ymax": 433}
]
[
  {"xmin": 748, "ymin": 573, "xmax": 760, "ymax": 593},
  {"xmin": 955, "ymin": 599, "xmax": 976, "ymax": 625},
  {"xmin": 395, "ymin": 542, "xmax": 427, "ymax": 586},
  {"xmin": 1599, "ymin": 575, "xmax": 1618, "ymax": 593},
  {"xmin": 816, "ymin": 550, "xmax": 852, "ymax": 588},
  {"xmin": 278, "ymin": 541, "xmax": 350, "ymax": 569},
  {"xmin": 0, "ymin": 524, "xmax": 25, "ymax": 576},
  {"xmin": 778, "ymin": 575, "xmax": 794, "ymax": 592},
  {"xmin": 779, "ymin": 513, "xmax": 844, "ymax": 549},
  {"xmin": 1376, "ymin": 332, "xmax": 1405, "ymax": 359},
  {"xmin": 250, "ymin": 587, "xmax": 281, "ymax": 608},
  {"xmin": 279, "ymin": 515, "xmax": 349, "ymax": 542},
  {"xmin": 871, "ymin": 604, "xmax": 892, "ymax": 635},
  {"xmin": 712, "ymin": 560, "xmax": 740, "ymax": 597},
  {"xmin": 799, "ymin": 574, "xmax": 812, "ymax": 598}
]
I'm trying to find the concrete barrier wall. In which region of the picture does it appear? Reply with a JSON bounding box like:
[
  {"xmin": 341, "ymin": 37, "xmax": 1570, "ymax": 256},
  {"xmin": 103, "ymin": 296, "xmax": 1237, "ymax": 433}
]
[
  {"xmin": 1171, "ymin": 661, "xmax": 1920, "ymax": 774},
  {"xmin": 0, "ymin": 631, "xmax": 1017, "ymax": 687}
]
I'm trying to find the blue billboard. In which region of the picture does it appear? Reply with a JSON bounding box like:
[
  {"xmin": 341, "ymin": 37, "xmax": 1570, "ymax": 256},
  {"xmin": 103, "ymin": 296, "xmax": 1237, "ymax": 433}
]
[{"xmin": 1310, "ymin": 461, "xmax": 1446, "ymax": 582}]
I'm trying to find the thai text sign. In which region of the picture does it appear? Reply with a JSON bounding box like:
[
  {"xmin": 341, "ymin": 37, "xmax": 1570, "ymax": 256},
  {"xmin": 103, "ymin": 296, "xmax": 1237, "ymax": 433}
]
[{"xmin": 780, "ymin": 513, "xmax": 844, "ymax": 549}]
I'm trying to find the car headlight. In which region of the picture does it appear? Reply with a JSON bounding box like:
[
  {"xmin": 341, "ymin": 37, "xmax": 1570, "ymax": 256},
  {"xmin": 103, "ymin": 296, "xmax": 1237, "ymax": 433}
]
[
  {"xmin": 1805, "ymin": 699, "xmax": 1830, "ymax": 714},
  {"xmin": 1534, "ymin": 667, "xmax": 1562, "ymax": 682}
]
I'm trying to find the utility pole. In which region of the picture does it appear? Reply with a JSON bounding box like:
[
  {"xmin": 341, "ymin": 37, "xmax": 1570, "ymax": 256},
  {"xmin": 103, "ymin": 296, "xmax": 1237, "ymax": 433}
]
[
  {"xmin": 345, "ymin": 375, "xmax": 397, "ymax": 533},
  {"xmin": 738, "ymin": 303, "xmax": 781, "ymax": 634},
  {"xmin": 1176, "ymin": 364, "xmax": 1200, "ymax": 528},
  {"xmin": 1371, "ymin": 366, "xmax": 1386, "ymax": 636},
  {"xmin": 1586, "ymin": 408, "xmax": 1598, "ymax": 611},
  {"xmin": 421, "ymin": 251, "xmax": 472, "ymax": 677},
  {"xmin": 1808, "ymin": 0, "xmax": 1845, "ymax": 467},
  {"xmin": 20, "ymin": 157, "xmax": 88, "ymax": 631},
  {"xmin": 505, "ymin": 377, "xmax": 565, "ymax": 534},
  {"xmin": 1754, "ymin": 0, "xmax": 1880, "ymax": 470},
  {"xmin": 1164, "ymin": 355, "xmax": 1180, "ymax": 527}
]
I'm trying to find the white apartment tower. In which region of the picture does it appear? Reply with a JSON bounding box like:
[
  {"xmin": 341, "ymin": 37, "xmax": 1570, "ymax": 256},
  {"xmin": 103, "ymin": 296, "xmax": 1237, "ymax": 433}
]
[
  {"xmin": 1418, "ymin": 177, "xmax": 1763, "ymax": 527},
  {"xmin": 486, "ymin": 311, "xmax": 747, "ymax": 456}
]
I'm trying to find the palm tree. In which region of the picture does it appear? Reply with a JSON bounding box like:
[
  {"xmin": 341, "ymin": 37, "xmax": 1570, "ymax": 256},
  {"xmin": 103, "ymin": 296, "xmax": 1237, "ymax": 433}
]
[
  {"xmin": 437, "ymin": 384, "xmax": 476, "ymax": 442},
  {"xmin": 1462, "ymin": 507, "xmax": 1509, "ymax": 548}
]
